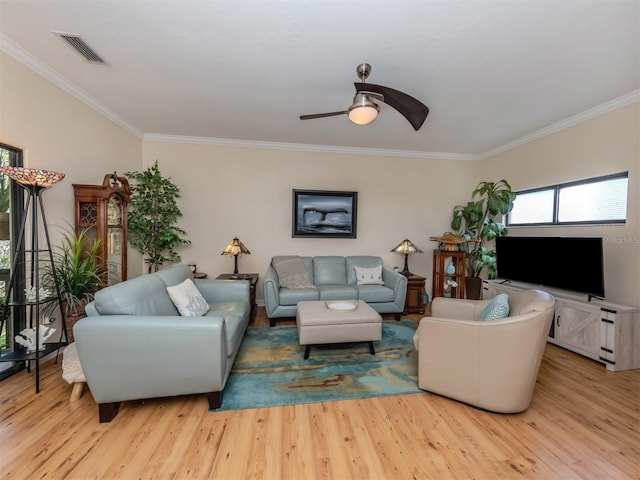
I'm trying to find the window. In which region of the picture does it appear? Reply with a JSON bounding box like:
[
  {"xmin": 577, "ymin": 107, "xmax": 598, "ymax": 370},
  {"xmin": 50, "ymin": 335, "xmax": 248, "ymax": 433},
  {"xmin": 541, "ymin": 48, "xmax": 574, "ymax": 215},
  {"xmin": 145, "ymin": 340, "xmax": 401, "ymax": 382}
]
[
  {"xmin": 0, "ymin": 143, "xmax": 25, "ymax": 381},
  {"xmin": 507, "ymin": 172, "xmax": 628, "ymax": 226}
]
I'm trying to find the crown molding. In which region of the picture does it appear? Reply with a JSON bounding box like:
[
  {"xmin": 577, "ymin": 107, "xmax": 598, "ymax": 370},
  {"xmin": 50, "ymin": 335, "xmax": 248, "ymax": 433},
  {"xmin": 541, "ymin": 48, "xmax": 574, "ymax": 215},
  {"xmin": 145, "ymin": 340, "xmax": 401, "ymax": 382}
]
[
  {"xmin": 4, "ymin": 32, "xmax": 635, "ymax": 160},
  {"xmin": 1, "ymin": 34, "xmax": 144, "ymax": 139},
  {"xmin": 479, "ymin": 90, "xmax": 640, "ymax": 160},
  {"xmin": 142, "ymin": 134, "xmax": 480, "ymax": 161}
]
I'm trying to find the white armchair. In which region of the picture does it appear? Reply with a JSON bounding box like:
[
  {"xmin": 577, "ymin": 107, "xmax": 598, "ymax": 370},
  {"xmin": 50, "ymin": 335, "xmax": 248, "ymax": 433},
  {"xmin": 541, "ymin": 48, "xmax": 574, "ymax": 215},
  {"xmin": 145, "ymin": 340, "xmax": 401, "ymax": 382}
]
[{"xmin": 414, "ymin": 289, "xmax": 555, "ymax": 413}]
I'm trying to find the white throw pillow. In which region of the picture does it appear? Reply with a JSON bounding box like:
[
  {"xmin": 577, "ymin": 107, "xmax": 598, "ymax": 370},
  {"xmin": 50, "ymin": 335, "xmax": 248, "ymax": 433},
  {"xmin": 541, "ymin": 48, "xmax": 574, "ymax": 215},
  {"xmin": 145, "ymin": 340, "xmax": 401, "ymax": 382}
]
[
  {"xmin": 167, "ymin": 278, "xmax": 210, "ymax": 316},
  {"xmin": 354, "ymin": 265, "xmax": 384, "ymax": 285}
]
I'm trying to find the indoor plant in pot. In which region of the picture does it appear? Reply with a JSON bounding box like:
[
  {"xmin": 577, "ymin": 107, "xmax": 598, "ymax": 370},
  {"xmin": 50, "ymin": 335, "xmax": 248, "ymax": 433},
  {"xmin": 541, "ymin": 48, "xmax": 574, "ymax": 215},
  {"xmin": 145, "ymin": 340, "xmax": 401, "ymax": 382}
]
[
  {"xmin": 450, "ymin": 179, "xmax": 516, "ymax": 299},
  {"xmin": 125, "ymin": 160, "xmax": 190, "ymax": 273},
  {"xmin": 43, "ymin": 226, "xmax": 103, "ymax": 342}
]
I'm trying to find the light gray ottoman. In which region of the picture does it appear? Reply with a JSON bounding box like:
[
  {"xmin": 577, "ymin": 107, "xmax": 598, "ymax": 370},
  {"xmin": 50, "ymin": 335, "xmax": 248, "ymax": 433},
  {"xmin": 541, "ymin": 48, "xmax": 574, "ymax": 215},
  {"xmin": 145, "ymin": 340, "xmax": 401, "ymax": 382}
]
[{"xmin": 296, "ymin": 300, "xmax": 383, "ymax": 359}]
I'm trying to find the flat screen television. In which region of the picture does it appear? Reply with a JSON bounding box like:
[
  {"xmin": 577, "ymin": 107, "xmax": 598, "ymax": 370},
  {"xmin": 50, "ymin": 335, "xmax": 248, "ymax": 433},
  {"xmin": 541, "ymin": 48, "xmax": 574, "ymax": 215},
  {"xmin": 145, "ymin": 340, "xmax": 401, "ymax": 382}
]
[{"xmin": 495, "ymin": 236, "xmax": 605, "ymax": 298}]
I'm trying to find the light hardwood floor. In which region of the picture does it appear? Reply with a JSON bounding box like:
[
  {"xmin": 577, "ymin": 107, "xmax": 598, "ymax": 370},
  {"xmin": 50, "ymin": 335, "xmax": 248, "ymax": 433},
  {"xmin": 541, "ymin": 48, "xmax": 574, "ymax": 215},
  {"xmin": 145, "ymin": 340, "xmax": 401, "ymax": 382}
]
[{"xmin": 1, "ymin": 307, "xmax": 639, "ymax": 480}]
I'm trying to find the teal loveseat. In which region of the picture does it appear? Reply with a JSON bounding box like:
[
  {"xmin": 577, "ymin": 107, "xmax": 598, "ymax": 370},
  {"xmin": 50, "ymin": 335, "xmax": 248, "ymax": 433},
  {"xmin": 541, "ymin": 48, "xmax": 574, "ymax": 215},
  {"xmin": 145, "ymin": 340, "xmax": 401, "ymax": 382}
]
[
  {"xmin": 74, "ymin": 265, "xmax": 250, "ymax": 422},
  {"xmin": 264, "ymin": 255, "xmax": 407, "ymax": 326}
]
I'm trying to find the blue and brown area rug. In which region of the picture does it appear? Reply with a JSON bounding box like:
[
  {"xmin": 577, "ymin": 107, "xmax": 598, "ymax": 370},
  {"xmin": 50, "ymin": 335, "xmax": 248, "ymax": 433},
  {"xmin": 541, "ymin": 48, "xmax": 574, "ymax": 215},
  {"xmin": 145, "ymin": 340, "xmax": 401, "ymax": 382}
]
[{"xmin": 214, "ymin": 320, "xmax": 420, "ymax": 411}]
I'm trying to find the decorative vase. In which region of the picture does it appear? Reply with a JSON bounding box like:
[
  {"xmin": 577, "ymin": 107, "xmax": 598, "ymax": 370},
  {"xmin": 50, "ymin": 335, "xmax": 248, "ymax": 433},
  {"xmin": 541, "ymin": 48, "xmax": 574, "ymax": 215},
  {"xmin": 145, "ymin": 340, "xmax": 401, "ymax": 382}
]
[{"xmin": 445, "ymin": 261, "xmax": 455, "ymax": 275}]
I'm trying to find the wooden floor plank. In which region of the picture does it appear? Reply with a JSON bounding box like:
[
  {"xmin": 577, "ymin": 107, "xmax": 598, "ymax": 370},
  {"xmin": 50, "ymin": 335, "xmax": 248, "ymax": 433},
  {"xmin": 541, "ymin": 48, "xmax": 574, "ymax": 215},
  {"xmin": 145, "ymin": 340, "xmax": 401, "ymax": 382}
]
[{"xmin": 1, "ymin": 307, "xmax": 638, "ymax": 479}]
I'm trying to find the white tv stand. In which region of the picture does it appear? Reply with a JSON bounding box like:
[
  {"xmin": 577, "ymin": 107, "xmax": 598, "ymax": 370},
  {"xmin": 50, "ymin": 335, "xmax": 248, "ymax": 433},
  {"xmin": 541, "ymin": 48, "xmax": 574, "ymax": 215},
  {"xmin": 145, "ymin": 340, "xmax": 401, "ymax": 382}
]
[{"xmin": 483, "ymin": 280, "xmax": 640, "ymax": 372}]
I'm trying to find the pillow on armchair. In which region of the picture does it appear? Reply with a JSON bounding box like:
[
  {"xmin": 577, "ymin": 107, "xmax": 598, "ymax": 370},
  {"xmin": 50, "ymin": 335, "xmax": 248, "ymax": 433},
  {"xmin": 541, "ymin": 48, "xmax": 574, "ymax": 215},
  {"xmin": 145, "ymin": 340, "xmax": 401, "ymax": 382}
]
[{"xmin": 478, "ymin": 294, "xmax": 510, "ymax": 320}]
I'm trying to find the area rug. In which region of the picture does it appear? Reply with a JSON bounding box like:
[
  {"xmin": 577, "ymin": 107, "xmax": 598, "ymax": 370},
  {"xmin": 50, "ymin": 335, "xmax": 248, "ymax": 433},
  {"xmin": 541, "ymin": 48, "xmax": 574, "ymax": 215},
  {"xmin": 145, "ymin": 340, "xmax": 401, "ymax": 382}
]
[{"xmin": 214, "ymin": 320, "xmax": 420, "ymax": 411}]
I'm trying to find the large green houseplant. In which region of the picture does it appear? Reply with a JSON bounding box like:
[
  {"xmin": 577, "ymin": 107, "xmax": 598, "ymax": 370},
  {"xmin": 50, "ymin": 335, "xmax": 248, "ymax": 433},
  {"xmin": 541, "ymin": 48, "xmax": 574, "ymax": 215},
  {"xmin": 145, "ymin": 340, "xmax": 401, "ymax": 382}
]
[
  {"xmin": 43, "ymin": 226, "xmax": 104, "ymax": 342},
  {"xmin": 450, "ymin": 179, "xmax": 516, "ymax": 299},
  {"xmin": 126, "ymin": 161, "xmax": 190, "ymax": 273}
]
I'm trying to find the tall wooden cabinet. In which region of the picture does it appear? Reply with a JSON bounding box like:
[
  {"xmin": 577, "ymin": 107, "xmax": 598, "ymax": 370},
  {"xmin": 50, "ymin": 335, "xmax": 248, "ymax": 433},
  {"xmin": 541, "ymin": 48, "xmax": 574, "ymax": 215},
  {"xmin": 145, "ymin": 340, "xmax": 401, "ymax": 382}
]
[
  {"xmin": 432, "ymin": 250, "xmax": 466, "ymax": 299},
  {"xmin": 73, "ymin": 173, "xmax": 130, "ymax": 286}
]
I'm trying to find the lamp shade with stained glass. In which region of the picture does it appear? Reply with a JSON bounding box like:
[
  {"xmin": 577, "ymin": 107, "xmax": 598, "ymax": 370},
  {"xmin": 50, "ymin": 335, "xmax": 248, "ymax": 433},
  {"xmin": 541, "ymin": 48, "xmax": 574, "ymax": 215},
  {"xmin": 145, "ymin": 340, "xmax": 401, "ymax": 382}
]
[
  {"xmin": 221, "ymin": 237, "xmax": 251, "ymax": 274},
  {"xmin": 391, "ymin": 238, "xmax": 423, "ymax": 275}
]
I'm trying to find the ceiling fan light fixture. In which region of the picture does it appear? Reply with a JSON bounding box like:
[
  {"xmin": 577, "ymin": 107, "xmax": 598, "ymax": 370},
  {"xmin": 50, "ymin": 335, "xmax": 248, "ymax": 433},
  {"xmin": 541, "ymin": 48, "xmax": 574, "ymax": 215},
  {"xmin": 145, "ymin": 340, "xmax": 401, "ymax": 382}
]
[{"xmin": 347, "ymin": 94, "xmax": 379, "ymax": 125}]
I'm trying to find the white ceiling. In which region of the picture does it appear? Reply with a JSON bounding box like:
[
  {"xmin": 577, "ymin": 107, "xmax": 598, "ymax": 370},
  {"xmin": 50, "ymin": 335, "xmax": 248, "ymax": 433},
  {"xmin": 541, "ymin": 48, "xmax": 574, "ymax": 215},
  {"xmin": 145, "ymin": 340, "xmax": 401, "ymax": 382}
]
[{"xmin": 1, "ymin": 0, "xmax": 638, "ymax": 159}]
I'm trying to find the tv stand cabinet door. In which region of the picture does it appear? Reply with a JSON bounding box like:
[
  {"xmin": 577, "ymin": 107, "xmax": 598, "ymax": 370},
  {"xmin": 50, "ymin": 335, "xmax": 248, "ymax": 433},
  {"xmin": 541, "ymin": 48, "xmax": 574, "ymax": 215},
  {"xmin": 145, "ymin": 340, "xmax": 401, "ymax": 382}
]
[{"xmin": 554, "ymin": 300, "xmax": 600, "ymax": 360}]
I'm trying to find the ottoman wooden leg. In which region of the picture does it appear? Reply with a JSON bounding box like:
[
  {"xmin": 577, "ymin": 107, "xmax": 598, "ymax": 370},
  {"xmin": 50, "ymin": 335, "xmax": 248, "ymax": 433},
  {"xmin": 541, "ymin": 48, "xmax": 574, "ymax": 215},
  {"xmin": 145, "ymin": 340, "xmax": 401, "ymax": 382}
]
[
  {"xmin": 304, "ymin": 345, "xmax": 311, "ymax": 359},
  {"xmin": 70, "ymin": 382, "xmax": 84, "ymax": 402},
  {"xmin": 368, "ymin": 341, "xmax": 375, "ymax": 355}
]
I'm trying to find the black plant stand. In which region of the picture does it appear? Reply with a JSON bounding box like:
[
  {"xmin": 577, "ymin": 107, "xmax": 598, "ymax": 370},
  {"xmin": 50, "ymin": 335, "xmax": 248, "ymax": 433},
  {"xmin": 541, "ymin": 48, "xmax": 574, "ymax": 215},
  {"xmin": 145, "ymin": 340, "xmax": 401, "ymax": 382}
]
[{"xmin": 0, "ymin": 176, "xmax": 67, "ymax": 393}]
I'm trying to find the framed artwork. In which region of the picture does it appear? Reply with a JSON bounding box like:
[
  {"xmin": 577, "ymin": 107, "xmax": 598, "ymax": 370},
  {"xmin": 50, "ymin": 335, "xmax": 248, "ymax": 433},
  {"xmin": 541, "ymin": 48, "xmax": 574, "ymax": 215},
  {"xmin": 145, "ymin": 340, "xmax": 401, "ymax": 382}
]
[{"xmin": 292, "ymin": 189, "xmax": 358, "ymax": 238}]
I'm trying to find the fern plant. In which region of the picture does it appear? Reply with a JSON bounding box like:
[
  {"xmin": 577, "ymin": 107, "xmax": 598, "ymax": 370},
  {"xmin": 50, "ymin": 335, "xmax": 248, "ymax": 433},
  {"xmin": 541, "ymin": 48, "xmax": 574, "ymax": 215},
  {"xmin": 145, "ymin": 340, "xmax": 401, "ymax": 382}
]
[{"xmin": 125, "ymin": 161, "xmax": 190, "ymax": 273}]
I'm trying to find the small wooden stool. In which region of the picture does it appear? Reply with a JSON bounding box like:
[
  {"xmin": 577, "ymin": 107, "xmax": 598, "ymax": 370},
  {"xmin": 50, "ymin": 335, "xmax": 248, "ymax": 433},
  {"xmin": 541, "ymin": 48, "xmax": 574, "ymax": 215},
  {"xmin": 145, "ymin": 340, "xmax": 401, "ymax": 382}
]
[{"xmin": 62, "ymin": 342, "xmax": 86, "ymax": 401}]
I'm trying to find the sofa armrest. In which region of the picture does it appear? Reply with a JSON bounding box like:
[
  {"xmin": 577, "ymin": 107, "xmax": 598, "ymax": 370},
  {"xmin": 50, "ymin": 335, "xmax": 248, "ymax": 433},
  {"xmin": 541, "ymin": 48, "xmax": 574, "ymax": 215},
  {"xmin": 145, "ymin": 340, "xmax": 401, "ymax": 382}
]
[
  {"xmin": 382, "ymin": 268, "xmax": 408, "ymax": 308},
  {"xmin": 431, "ymin": 297, "xmax": 492, "ymax": 320},
  {"xmin": 195, "ymin": 278, "xmax": 249, "ymax": 304},
  {"xmin": 263, "ymin": 266, "xmax": 281, "ymax": 317},
  {"xmin": 84, "ymin": 300, "xmax": 98, "ymax": 316},
  {"xmin": 74, "ymin": 315, "xmax": 228, "ymax": 404}
]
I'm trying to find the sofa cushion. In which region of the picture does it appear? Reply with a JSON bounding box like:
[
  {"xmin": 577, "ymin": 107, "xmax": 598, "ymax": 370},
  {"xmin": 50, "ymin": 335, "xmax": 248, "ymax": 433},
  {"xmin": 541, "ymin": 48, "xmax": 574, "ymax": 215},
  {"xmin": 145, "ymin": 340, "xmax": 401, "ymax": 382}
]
[
  {"xmin": 206, "ymin": 301, "xmax": 249, "ymax": 357},
  {"xmin": 346, "ymin": 256, "xmax": 384, "ymax": 285},
  {"xmin": 354, "ymin": 265, "xmax": 384, "ymax": 285},
  {"xmin": 313, "ymin": 256, "xmax": 347, "ymax": 285},
  {"xmin": 93, "ymin": 274, "xmax": 179, "ymax": 316},
  {"xmin": 279, "ymin": 287, "xmax": 320, "ymax": 306},
  {"xmin": 272, "ymin": 255, "xmax": 314, "ymax": 288},
  {"xmin": 479, "ymin": 294, "xmax": 510, "ymax": 320},
  {"xmin": 154, "ymin": 264, "xmax": 193, "ymax": 287},
  {"xmin": 167, "ymin": 278, "xmax": 210, "ymax": 316},
  {"xmin": 317, "ymin": 285, "xmax": 358, "ymax": 300},
  {"xmin": 356, "ymin": 285, "xmax": 396, "ymax": 303}
]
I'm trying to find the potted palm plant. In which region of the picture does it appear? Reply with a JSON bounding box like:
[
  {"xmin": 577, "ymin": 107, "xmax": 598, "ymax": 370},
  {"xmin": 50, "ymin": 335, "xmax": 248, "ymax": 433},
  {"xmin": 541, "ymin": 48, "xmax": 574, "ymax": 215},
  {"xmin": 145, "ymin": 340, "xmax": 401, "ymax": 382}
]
[
  {"xmin": 43, "ymin": 226, "xmax": 103, "ymax": 342},
  {"xmin": 450, "ymin": 179, "xmax": 516, "ymax": 299},
  {"xmin": 125, "ymin": 161, "xmax": 190, "ymax": 273}
]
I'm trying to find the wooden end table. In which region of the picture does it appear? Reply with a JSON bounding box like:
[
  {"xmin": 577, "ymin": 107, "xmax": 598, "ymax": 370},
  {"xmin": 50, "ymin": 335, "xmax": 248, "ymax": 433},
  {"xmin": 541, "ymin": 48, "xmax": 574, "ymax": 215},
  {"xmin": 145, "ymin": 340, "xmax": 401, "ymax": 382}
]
[
  {"xmin": 216, "ymin": 273, "xmax": 258, "ymax": 322},
  {"xmin": 403, "ymin": 273, "xmax": 426, "ymax": 315}
]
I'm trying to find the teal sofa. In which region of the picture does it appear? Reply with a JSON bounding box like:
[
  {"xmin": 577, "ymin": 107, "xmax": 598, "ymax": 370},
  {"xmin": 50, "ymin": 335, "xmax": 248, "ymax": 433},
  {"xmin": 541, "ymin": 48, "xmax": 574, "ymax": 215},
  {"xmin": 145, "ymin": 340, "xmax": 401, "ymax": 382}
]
[
  {"xmin": 74, "ymin": 265, "xmax": 250, "ymax": 422},
  {"xmin": 264, "ymin": 255, "xmax": 407, "ymax": 326}
]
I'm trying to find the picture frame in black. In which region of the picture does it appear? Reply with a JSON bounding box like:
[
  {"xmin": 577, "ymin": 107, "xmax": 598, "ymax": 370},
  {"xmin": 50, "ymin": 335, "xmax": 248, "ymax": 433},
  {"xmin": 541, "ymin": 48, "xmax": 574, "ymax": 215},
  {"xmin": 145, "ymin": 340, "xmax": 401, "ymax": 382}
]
[{"xmin": 292, "ymin": 189, "xmax": 357, "ymax": 238}]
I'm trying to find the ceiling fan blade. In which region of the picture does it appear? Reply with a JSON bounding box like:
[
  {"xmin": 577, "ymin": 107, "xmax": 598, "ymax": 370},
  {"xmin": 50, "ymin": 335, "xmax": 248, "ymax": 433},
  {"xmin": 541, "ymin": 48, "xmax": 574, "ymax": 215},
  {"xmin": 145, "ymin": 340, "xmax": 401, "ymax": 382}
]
[
  {"xmin": 355, "ymin": 82, "xmax": 429, "ymax": 131},
  {"xmin": 300, "ymin": 111, "xmax": 348, "ymax": 120}
]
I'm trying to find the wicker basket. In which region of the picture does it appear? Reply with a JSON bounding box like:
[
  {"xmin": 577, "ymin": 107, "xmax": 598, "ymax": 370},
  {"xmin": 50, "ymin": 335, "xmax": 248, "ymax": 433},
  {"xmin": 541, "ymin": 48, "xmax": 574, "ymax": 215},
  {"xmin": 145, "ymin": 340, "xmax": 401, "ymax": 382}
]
[{"xmin": 64, "ymin": 305, "xmax": 87, "ymax": 343}]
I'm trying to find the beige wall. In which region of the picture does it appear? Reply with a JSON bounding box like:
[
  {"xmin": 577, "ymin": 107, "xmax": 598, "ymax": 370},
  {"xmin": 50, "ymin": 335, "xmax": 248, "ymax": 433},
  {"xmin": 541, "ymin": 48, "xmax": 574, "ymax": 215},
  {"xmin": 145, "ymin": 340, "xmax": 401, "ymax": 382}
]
[
  {"xmin": 0, "ymin": 52, "xmax": 143, "ymax": 276},
  {"xmin": 3, "ymin": 49, "xmax": 638, "ymax": 306},
  {"xmin": 142, "ymin": 141, "xmax": 472, "ymax": 299},
  {"xmin": 476, "ymin": 103, "xmax": 639, "ymax": 306}
]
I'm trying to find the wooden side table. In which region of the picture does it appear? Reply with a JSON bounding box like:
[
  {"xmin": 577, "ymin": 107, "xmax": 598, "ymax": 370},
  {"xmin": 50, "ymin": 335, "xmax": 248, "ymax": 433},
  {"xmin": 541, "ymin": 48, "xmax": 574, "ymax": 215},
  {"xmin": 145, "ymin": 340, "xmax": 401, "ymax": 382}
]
[
  {"xmin": 403, "ymin": 273, "xmax": 426, "ymax": 315},
  {"xmin": 216, "ymin": 273, "xmax": 258, "ymax": 322}
]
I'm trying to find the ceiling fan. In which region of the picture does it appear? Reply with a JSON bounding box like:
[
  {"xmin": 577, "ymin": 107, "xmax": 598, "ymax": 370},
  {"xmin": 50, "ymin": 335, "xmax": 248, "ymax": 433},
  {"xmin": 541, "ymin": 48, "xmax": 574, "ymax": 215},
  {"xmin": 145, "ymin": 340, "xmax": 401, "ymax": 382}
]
[{"xmin": 300, "ymin": 63, "xmax": 429, "ymax": 131}]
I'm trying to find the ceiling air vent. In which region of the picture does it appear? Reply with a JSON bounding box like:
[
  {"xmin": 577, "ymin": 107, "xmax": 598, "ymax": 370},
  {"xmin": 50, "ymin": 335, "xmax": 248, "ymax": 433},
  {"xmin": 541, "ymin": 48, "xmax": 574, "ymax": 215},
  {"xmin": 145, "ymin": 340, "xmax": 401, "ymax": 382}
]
[{"xmin": 54, "ymin": 32, "xmax": 106, "ymax": 65}]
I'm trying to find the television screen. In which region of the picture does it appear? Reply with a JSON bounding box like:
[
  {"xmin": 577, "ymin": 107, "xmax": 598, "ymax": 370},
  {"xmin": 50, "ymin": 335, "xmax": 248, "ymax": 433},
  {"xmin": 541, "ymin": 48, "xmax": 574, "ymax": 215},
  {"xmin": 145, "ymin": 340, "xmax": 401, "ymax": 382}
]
[{"xmin": 495, "ymin": 236, "xmax": 605, "ymax": 297}]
